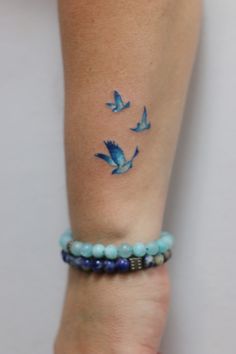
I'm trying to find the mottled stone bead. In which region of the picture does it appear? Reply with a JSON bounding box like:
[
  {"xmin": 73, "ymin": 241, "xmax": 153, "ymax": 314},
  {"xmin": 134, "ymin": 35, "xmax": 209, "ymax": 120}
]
[
  {"xmin": 144, "ymin": 255, "xmax": 155, "ymax": 268},
  {"xmin": 163, "ymin": 250, "xmax": 172, "ymax": 262},
  {"xmin": 146, "ymin": 241, "xmax": 159, "ymax": 256},
  {"xmin": 118, "ymin": 243, "xmax": 133, "ymax": 258},
  {"xmin": 80, "ymin": 243, "xmax": 93, "ymax": 258},
  {"xmin": 133, "ymin": 243, "xmax": 146, "ymax": 257},
  {"xmin": 59, "ymin": 230, "xmax": 72, "ymax": 251},
  {"xmin": 155, "ymin": 254, "xmax": 165, "ymax": 266},
  {"xmin": 103, "ymin": 259, "xmax": 116, "ymax": 273},
  {"xmin": 81, "ymin": 258, "xmax": 92, "ymax": 271},
  {"xmin": 91, "ymin": 259, "xmax": 104, "ymax": 272},
  {"xmin": 92, "ymin": 244, "xmax": 105, "ymax": 258},
  {"xmin": 105, "ymin": 245, "xmax": 118, "ymax": 260},
  {"xmin": 73, "ymin": 256, "xmax": 84, "ymax": 269},
  {"xmin": 116, "ymin": 258, "xmax": 130, "ymax": 272},
  {"xmin": 71, "ymin": 241, "xmax": 83, "ymax": 256}
]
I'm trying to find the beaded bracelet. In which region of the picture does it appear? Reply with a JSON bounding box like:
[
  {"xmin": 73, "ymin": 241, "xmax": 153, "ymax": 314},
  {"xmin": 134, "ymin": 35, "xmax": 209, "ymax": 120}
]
[
  {"xmin": 61, "ymin": 249, "xmax": 172, "ymax": 273},
  {"xmin": 59, "ymin": 230, "xmax": 174, "ymax": 274},
  {"xmin": 59, "ymin": 230, "xmax": 174, "ymax": 259}
]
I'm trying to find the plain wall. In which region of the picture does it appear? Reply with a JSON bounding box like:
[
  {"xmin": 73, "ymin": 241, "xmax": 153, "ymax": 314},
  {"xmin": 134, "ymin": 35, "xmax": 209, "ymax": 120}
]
[{"xmin": 0, "ymin": 1, "xmax": 235, "ymax": 353}]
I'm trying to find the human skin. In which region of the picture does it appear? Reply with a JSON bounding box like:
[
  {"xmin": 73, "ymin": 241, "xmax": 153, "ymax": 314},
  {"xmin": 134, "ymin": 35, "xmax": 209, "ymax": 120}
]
[{"xmin": 55, "ymin": 1, "xmax": 202, "ymax": 353}]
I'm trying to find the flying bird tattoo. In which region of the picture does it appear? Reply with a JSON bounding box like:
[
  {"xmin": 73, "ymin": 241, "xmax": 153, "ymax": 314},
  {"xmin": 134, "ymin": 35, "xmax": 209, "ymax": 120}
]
[
  {"xmin": 130, "ymin": 106, "xmax": 151, "ymax": 132},
  {"xmin": 106, "ymin": 90, "xmax": 130, "ymax": 113},
  {"xmin": 95, "ymin": 140, "xmax": 139, "ymax": 175}
]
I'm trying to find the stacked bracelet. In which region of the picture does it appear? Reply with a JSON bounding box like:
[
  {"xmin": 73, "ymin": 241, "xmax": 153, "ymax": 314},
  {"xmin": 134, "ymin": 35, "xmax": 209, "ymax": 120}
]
[{"xmin": 59, "ymin": 230, "xmax": 174, "ymax": 274}]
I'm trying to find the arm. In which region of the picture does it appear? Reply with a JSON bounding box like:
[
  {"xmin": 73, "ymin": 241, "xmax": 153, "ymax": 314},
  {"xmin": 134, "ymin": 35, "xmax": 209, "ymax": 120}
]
[{"xmin": 55, "ymin": 1, "xmax": 201, "ymax": 353}]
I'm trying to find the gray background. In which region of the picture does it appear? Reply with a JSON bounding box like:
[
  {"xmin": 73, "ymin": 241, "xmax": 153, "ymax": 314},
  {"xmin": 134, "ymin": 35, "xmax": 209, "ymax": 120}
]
[{"xmin": 0, "ymin": 1, "xmax": 235, "ymax": 353}]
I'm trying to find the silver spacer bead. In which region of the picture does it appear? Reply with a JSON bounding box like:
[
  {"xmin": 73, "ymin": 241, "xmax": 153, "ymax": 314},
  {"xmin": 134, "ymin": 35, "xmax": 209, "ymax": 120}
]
[
  {"xmin": 66, "ymin": 240, "xmax": 74, "ymax": 254},
  {"xmin": 129, "ymin": 257, "xmax": 143, "ymax": 271}
]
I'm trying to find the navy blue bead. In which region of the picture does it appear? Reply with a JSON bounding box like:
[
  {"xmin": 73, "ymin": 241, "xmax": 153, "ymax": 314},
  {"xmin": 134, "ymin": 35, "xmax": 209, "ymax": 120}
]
[
  {"xmin": 61, "ymin": 250, "xmax": 68, "ymax": 262},
  {"xmin": 116, "ymin": 258, "xmax": 130, "ymax": 272},
  {"xmin": 104, "ymin": 259, "xmax": 116, "ymax": 273},
  {"xmin": 91, "ymin": 259, "xmax": 104, "ymax": 272},
  {"xmin": 73, "ymin": 256, "xmax": 84, "ymax": 269},
  {"xmin": 81, "ymin": 258, "xmax": 92, "ymax": 271},
  {"xmin": 61, "ymin": 250, "xmax": 74, "ymax": 264}
]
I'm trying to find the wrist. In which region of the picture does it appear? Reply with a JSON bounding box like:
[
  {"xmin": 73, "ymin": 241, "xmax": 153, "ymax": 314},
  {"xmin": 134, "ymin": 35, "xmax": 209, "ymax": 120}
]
[{"xmin": 55, "ymin": 266, "xmax": 170, "ymax": 354}]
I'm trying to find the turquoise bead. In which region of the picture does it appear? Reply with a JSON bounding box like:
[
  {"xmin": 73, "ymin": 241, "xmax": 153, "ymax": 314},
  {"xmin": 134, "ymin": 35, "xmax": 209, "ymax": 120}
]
[
  {"xmin": 92, "ymin": 244, "xmax": 105, "ymax": 258},
  {"xmin": 133, "ymin": 243, "xmax": 146, "ymax": 257},
  {"xmin": 118, "ymin": 243, "xmax": 133, "ymax": 258},
  {"xmin": 105, "ymin": 245, "xmax": 118, "ymax": 259},
  {"xmin": 146, "ymin": 241, "xmax": 159, "ymax": 256},
  {"xmin": 162, "ymin": 233, "xmax": 174, "ymax": 249},
  {"xmin": 80, "ymin": 243, "xmax": 93, "ymax": 257},
  {"xmin": 71, "ymin": 241, "xmax": 82, "ymax": 256},
  {"xmin": 157, "ymin": 238, "xmax": 169, "ymax": 253},
  {"xmin": 59, "ymin": 230, "xmax": 72, "ymax": 251}
]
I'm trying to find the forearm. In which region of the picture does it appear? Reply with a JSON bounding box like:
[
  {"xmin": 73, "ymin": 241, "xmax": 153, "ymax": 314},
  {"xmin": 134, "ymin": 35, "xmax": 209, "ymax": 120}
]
[
  {"xmin": 60, "ymin": 0, "xmax": 200, "ymax": 242},
  {"xmin": 55, "ymin": 1, "xmax": 201, "ymax": 353}
]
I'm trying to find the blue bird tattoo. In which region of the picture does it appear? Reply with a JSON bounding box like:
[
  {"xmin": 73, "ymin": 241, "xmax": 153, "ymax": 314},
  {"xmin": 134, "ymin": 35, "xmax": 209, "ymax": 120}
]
[
  {"xmin": 130, "ymin": 106, "xmax": 151, "ymax": 132},
  {"xmin": 106, "ymin": 90, "xmax": 130, "ymax": 113},
  {"xmin": 95, "ymin": 141, "xmax": 139, "ymax": 175}
]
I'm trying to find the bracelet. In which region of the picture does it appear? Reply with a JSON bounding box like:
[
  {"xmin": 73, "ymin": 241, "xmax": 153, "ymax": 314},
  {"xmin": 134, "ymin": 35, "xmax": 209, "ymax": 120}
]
[
  {"xmin": 59, "ymin": 230, "xmax": 174, "ymax": 274},
  {"xmin": 59, "ymin": 230, "xmax": 174, "ymax": 259},
  {"xmin": 61, "ymin": 249, "xmax": 172, "ymax": 273}
]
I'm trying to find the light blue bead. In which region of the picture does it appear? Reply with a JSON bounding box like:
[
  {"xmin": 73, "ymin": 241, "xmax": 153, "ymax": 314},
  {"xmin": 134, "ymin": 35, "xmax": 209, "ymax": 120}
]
[
  {"xmin": 146, "ymin": 241, "xmax": 159, "ymax": 256},
  {"xmin": 80, "ymin": 243, "xmax": 93, "ymax": 258},
  {"xmin": 133, "ymin": 243, "xmax": 146, "ymax": 257},
  {"xmin": 59, "ymin": 230, "xmax": 72, "ymax": 251},
  {"xmin": 71, "ymin": 241, "xmax": 83, "ymax": 256},
  {"xmin": 92, "ymin": 244, "xmax": 105, "ymax": 258},
  {"xmin": 161, "ymin": 232, "xmax": 174, "ymax": 249},
  {"xmin": 118, "ymin": 243, "xmax": 133, "ymax": 258},
  {"xmin": 105, "ymin": 245, "xmax": 118, "ymax": 260},
  {"xmin": 157, "ymin": 238, "xmax": 169, "ymax": 253}
]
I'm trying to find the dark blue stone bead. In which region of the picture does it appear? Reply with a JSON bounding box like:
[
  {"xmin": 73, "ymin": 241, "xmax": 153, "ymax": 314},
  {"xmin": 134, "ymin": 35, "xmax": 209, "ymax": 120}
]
[
  {"xmin": 61, "ymin": 250, "xmax": 68, "ymax": 262},
  {"xmin": 61, "ymin": 250, "xmax": 74, "ymax": 264},
  {"xmin": 104, "ymin": 259, "xmax": 116, "ymax": 273},
  {"xmin": 91, "ymin": 259, "xmax": 104, "ymax": 272},
  {"xmin": 116, "ymin": 258, "xmax": 130, "ymax": 272},
  {"xmin": 81, "ymin": 258, "xmax": 92, "ymax": 271},
  {"xmin": 73, "ymin": 256, "xmax": 84, "ymax": 269}
]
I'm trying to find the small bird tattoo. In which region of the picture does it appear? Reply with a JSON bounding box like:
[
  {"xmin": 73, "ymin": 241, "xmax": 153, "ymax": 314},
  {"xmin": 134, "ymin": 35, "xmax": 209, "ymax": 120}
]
[
  {"xmin": 130, "ymin": 106, "xmax": 151, "ymax": 132},
  {"xmin": 95, "ymin": 141, "xmax": 139, "ymax": 175},
  {"xmin": 106, "ymin": 90, "xmax": 130, "ymax": 113}
]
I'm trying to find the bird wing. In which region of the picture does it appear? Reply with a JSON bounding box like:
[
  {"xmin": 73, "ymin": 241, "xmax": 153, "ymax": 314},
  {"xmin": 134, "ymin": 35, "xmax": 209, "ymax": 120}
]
[
  {"xmin": 95, "ymin": 153, "xmax": 117, "ymax": 166},
  {"xmin": 114, "ymin": 90, "xmax": 124, "ymax": 106},
  {"xmin": 105, "ymin": 141, "xmax": 127, "ymax": 166},
  {"xmin": 141, "ymin": 106, "xmax": 148, "ymax": 125},
  {"xmin": 131, "ymin": 146, "xmax": 139, "ymax": 160}
]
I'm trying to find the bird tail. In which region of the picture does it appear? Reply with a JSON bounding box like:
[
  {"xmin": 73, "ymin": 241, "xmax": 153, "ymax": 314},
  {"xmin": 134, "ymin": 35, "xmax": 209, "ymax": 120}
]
[
  {"xmin": 124, "ymin": 102, "xmax": 131, "ymax": 109},
  {"xmin": 106, "ymin": 102, "xmax": 116, "ymax": 109}
]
